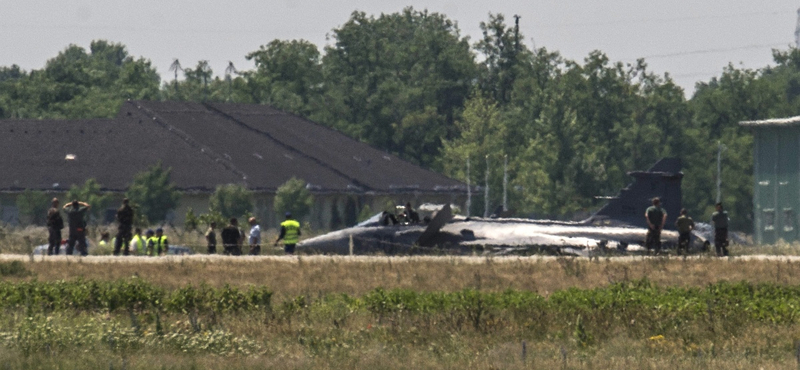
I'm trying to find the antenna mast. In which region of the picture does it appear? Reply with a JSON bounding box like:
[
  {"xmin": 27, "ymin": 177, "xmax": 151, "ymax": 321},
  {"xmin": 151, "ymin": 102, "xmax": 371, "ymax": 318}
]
[
  {"xmin": 716, "ymin": 141, "xmax": 727, "ymax": 203},
  {"xmin": 484, "ymin": 155, "xmax": 490, "ymax": 218}
]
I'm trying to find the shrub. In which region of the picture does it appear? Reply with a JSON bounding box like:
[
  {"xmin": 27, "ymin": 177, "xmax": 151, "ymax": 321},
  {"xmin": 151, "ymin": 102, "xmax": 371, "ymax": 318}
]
[
  {"xmin": 125, "ymin": 162, "xmax": 181, "ymax": 223},
  {"xmin": 209, "ymin": 184, "xmax": 253, "ymax": 219},
  {"xmin": 274, "ymin": 177, "xmax": 313, "ymax": 221}
]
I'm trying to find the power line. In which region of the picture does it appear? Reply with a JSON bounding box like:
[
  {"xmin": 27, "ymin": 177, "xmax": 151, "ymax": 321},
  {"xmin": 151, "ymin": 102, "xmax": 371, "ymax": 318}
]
[
  {"xmin": 612, "ymin": 42, "xmax": 789, "ymax": 63},
  {"xmin": 532, "ymin": 10, "xmax": 792, "ymax": 29},
  {"xmin": 640, "ymin": 42, "xmax": 789, "ymax": 60}
]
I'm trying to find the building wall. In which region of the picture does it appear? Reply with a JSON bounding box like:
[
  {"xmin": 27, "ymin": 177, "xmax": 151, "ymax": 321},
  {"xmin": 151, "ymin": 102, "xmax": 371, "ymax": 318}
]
[{"xmin": 753, "ymin": 127, "xmax": 800, "ymax": 244}]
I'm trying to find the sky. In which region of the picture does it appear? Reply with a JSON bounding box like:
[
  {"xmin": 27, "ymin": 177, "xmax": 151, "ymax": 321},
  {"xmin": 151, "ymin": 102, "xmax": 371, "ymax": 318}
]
[{"xmin": 1, "ymin": 0, "xmax": 798, "ymax": 95}]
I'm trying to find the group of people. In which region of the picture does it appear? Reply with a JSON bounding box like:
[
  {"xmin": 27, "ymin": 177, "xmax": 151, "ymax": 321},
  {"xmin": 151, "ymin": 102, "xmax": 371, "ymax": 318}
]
[
  {"xmin": 45, "ymin": 197, "xmax": 302, "ymax": 256},
  {"xmin": 380, "ymin": 202, "xmax": 421, "ymax": 226},
  {"xmin": 645, "ymin": 197, "xmax": 730, "ymax": 256},
  {"xmin": 203, "ymin": 212, "xmax": 300, "ymax": 256},
  {"xmin": 46, "ymin": 198, "xmax": 91, "ymax": 256}
]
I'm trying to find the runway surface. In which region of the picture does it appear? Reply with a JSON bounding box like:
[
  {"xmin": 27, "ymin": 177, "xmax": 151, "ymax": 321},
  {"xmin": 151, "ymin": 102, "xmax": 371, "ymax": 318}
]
[{"xmin": 1, "ymin": 254, "xmax": 798, "ymax": 264}]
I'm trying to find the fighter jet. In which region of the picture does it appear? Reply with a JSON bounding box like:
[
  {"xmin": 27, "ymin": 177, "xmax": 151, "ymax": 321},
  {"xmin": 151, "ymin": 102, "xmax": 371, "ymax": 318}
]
[{"xmin": 298, "ymin": 158, "xmax": 709, "ymax": 256}]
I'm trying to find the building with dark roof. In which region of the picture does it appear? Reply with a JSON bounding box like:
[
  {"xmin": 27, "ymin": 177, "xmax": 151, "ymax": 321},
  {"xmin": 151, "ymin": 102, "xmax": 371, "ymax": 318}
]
[{"xmin": 0, "ymin": 101, "xmax": 467, "ymax": 229}]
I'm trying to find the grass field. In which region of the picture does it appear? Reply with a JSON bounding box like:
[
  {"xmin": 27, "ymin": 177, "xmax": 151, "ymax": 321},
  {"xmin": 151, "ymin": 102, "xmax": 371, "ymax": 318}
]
[
  {"xmin": 4, "ymin": 225, "xmax": 800, "ymax": 368},
  {"xmin": 0, "ymin": 255, "xmax": 794, "ymax": 369}
]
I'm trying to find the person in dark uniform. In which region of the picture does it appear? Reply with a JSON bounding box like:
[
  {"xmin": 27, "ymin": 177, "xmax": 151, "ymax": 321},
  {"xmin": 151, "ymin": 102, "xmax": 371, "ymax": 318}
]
[
  {"xmin": 221, "ymin": 218, "xmax": 242, "ymax": 256},
  {"xmin": 63, "ymin": 200, "xmax": 91, "ymax": 256},
  {"xmin": 711, "ymin": 202, "xmax": 730, "ymax": 257},
  {"xmin": 674, "ymin": 208, "xmax": 695, "ymax": 255},
  {"xmin": 275, "ymin": 212, "xmax": 301, "ymax": 255},
  {"xmin": 644, "ymin": 197, "xmax": 667, "ymax": 253},
  {"xmin": 114, "ymin": 198, "xmax": 134, "ymax": 256},
  {"xmin": 46, "ymin": 198, "xmax": 64, "ymax": 255},
  {"xmin": 403, "ymin": 202, "xmax": 420, "ymax": 223}
]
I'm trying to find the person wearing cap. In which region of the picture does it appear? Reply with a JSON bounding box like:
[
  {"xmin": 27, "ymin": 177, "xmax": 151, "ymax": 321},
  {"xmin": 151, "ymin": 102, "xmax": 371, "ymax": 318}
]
[
  {"xmin": 147, "ymin": 228, "xmax": 169, "ymax": 256},
  {"xmin": 46, "ymin": 198, "xmax": 64, "ymax": 255},
  {"xmin": 63, "ymin": 200, "xmax": 91, "ymax": 256},
  {"xmin": 248, "ymin": 217, "xmax": 261, "ymax": 255},
  {"xmin": 274, "ymin": 212, "xmax": 301, "ymax": 255},
  {"xmin": 221, "ymin": 218, "xmax": 242, "ymax": 255},
  {"xmin": 129, "ymin": 228, "xmax": 147, "ymax": 255},
  {"xmin": 114, "ymin": 198, "xmax": 134, "ymax": 256}
]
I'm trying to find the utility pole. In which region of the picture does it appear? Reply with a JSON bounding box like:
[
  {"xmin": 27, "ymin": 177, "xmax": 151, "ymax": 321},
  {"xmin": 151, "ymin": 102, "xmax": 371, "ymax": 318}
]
[
  {"xmin": 484, "ymin": 155, "xmax": 490, "ymax": 218},
  {"xmin": 503, "ymin": 154, "xmax": 508, "ymax": 212},
  {"xmin": 225, "ymin": 61, "xmax": 237, "ymax": 102},
  {"xmin": 466, "ymin": 156, "xmax": 471, "ymax": 217},
  {"xmin": 168, "ymin": 59, "xmax": 182, "ymax": 95},
  {"xmin": 795, "ymin": 8, "xmax": 800, "ymax": 48},
  {"xmin": 716, "ymin": 141, "xmax": 727, "ymax": 203}
]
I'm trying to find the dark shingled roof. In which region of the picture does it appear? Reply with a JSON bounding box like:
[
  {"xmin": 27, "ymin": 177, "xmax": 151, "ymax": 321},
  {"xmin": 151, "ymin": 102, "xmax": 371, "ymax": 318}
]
[{"xmin": 0, "ymin": 101, "xmax": 465, "ymax": 194}]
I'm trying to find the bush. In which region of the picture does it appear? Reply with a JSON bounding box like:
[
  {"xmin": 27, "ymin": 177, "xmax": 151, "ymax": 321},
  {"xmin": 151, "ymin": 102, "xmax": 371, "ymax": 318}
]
[
  {"xmin": 274, "ymin": 177, "xmax": 313, "ymax": 221},
  {"xmin": 209, "ymin": 184, "xmax": 253, "ymax": 219},
  {"xmin": 125, "ymin": 162, "xmax": 181, "ymax": 223},
  {"xmin": 15, "ymin": 190, "xmax": 49, "ymax": 226},
  {"xmin": 66, "ymin": 179, "xmax": 112, "ymax": 223}
]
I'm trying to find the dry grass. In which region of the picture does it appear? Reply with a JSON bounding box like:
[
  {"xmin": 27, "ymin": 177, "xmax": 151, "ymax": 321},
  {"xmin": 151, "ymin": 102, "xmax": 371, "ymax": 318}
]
[
  {"xmin": 0, "ymin": 254, "xmax": 798, "ymax": 368},
  {"xmin": 0, "ymin": 255, "xmax": 797, "ymax": 300}
]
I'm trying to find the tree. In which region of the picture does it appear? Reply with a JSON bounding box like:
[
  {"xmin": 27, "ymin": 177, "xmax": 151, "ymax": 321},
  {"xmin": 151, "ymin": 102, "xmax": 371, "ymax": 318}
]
[
  {"xmin": 441, "ymin": 91, "xmax": 508, "ymax": 216},
  {"xmin": 66, "ymin": 179, "xmax": 112, "ymax": 222},
  {"xmin": 125, "ymin": 162, "xmax": 181, "ymax": 224},
  {"xmin": 244, "ymin": 39, "xmax": 323, "ymax": 115},
  {"xmin": 274, "ymin": 178, "xmax": 313, "ymax": 221},
  {"xmin": 15, "ymin": 190, "xmax": 49, "ymax": 225},
  {"xmin": 0, "ymin": 40, "xmax": 159, "ymax": 119},
  {"xmin": 209, "ymin": 184, "xmax": 253, "ymax": 219},
  {"xmin": 318, "ymin": 8, "xmax": 476, "ymax": 167},
  {"xmin": 475, "ymin": 13, "xmax": 527, "ymax": 104}
]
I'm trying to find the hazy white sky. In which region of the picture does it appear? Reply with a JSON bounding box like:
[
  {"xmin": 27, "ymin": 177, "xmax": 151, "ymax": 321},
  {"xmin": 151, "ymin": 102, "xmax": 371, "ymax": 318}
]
[{"xmin": 1, "ymin": 0, "xmax": 798, "ymax": 95}]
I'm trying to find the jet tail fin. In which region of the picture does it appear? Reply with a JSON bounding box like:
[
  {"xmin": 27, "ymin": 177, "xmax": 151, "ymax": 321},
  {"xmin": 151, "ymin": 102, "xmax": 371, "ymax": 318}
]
[
  {"xmin": 587, "ymin": 158, "xmax": 683, "ymax": 230},
  {"xmin": 417, "ymin": 204, "xmax": 453, "ymax": 247}
]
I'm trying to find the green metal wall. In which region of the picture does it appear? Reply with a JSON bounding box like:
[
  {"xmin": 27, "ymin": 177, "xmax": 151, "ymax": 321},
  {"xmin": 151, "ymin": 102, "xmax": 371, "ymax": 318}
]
[{"xmin": 754, "ymin": 127, "xmax": 800, "ymax": 244}]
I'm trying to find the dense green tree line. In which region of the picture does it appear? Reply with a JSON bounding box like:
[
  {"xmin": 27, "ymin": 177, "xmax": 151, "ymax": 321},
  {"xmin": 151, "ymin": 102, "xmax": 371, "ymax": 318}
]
[{"xmin": 3, "ymin": 7, "xmax": 800, "ymax": 231}]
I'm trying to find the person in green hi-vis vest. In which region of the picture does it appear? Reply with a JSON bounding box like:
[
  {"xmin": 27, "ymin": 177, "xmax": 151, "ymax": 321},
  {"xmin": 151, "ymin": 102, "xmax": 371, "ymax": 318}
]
[{"xmin": 274, "ymin": 212, "xmax": 301, "ymax": 255}]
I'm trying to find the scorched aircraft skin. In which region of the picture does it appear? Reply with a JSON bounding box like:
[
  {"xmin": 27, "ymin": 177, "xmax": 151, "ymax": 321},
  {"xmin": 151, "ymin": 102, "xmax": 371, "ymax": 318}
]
[{"xmin": 298, "ymin": 159, "xmax": 709, "ymax": 256}]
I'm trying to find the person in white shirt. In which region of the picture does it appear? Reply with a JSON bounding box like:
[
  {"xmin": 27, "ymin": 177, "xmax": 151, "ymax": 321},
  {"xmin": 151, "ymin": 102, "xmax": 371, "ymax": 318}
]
[{"xmin": 248, "ymin": 217, "xmax": 261, "ymax": 255}]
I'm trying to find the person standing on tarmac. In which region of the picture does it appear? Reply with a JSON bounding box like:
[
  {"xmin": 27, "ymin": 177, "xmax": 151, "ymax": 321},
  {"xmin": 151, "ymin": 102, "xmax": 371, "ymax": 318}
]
[
  {"xmin": 221, "ymin": 218, "xmax": 242, "ymax": 256},
  {"xmin": 63, "ymin": 200, "xmax": 91, "ymax": 256},
  {"xmin": 46, "ymin": 198, "xmax": 64, "ymax": 255},
  {"xmin": 644, "ymin": 197, "xmax": 667, "ymax": 254},
  {"xmin": 205, "ymin": 222, "xmax": 217, "ymax": 254},
  {"xmin": 129, "ymin": 228, "xmax": 147, "ymax": 255},
  {"xmin": 248, "ymin": 217, "xmax": 261, "ymax": 255},
  {"xmin": 144, "ymin": 230, "xmax": 156, "ymax": 256},
  {"xmin": 147, "ymin": 228, "xmax": 169, "ymax": 256},
  {"xmin": 711, "ymin": 202, "xmax": 730, "ymax": 257},
  {"xmin": 674, "ymin": 208, "xmax": 695, "ymax": 255},
  {"xmin": 274, "ymin": 212, "xmax": 301, "ymax": 255},
  {"xmin": 114, "ymin": 198, "xmax": 134, "ymax": 256}
]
